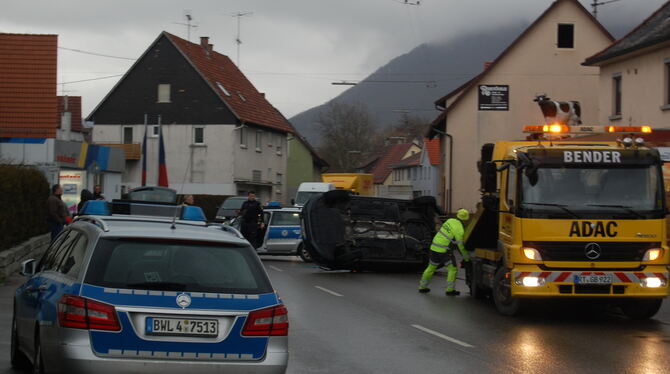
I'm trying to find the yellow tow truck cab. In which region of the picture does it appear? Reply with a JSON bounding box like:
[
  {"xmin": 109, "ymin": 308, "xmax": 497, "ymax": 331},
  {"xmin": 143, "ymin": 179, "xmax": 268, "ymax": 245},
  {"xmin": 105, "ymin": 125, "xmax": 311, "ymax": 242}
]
[{"xmin": 467, "ymin": 125, "xmax": 669, "ymax": 319}]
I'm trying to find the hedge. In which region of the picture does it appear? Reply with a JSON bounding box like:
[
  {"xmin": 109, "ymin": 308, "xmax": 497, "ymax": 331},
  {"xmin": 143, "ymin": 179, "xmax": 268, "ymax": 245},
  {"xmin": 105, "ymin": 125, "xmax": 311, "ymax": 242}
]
[{"xmin": 0, "ymin": 165, "xmax": 50, "ymax": 251}]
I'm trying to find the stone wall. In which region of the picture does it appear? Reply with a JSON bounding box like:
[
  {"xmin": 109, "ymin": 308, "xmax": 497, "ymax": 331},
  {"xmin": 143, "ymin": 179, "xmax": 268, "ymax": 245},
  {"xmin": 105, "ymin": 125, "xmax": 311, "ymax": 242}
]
[{"xmin": 0, "ymin": 233, "xmax": 50, "ymax": 282}]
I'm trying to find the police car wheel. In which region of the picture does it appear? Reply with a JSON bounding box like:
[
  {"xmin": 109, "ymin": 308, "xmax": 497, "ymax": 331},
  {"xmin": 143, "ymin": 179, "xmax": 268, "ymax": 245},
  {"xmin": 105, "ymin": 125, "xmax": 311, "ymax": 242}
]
[
  {"xmin": 298, "ymin": 244, "xmax": 312, "ymax": 263},
  {"xmin": 492, "ymin": 267, "xmax": 524, "ymax": 316},
  {"xmin": 620, "ymin": 298, "xmax": 663, "ymax": 320},
  {"xmin": 10, "ymin": 313, "xmax": 29, "ymax": 369}
]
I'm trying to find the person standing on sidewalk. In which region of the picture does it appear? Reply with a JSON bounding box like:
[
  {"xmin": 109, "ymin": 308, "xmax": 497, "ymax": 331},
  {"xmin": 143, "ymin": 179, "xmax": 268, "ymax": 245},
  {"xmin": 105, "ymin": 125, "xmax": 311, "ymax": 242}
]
[
  {"xmin": 418, "ymin": 209, "xmax": 471, "ymax": 296},
  {"xmin": 47, "ymin": 184, "xmax": 69, "ymax": 241}
]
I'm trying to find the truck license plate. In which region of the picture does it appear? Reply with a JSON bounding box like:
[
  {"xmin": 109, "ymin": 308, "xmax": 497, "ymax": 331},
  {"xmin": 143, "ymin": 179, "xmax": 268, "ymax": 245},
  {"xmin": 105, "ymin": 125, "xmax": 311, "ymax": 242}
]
[
  {"xmin": 574, "ymin": 274, "xmax": 613, "ymax": 285},
  {"xmin": 146, "ymin": 317, "xmax": 218, "ymax": 337}
]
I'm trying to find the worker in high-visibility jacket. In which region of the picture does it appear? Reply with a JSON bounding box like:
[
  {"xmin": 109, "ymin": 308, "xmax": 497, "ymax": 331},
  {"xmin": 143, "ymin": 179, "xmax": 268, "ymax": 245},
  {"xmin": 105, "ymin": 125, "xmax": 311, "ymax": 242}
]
[{"xmin": 418, "ymin": 209, "xmax": 470, "ymax": 296}]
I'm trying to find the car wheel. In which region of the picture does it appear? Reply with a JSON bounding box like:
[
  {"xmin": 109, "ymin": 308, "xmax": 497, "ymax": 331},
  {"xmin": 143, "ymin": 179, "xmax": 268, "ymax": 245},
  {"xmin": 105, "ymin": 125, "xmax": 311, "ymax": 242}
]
[
  {"xmin": 10, "ymin": 313, "xmax": 30, "ymax": 370},
  {"xmin": 492, "ymin": 267, "xmax": 524, "ymax": 316},
  {"xmin": 620, "ymin": 298, "xmax": 663, "ymax": 320},
  {"xmin": 298, "ymin": 244, "xmax": 312, "ymax": 263},
  {"xmin": 33, "ymin": 331, "xmax": 44, "ymax": 374}
]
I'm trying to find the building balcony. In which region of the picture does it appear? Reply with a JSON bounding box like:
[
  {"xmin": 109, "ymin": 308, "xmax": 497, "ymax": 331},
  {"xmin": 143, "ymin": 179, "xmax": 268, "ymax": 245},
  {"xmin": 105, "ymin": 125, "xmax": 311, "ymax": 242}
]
[{"xmin": 96, "ymin": 142, "xmax": 141, "ymax": 160}]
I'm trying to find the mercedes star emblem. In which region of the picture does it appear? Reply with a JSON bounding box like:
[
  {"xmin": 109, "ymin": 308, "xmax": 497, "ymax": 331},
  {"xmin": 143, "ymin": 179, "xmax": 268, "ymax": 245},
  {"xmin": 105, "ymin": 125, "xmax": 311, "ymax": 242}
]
[
  {"xmin": 176, "ymin": 293, "xmax": 192, "ymax": 309},
  {"xmin": 584, "ymin": 243, "xmax": 602, "ymax": 260}
]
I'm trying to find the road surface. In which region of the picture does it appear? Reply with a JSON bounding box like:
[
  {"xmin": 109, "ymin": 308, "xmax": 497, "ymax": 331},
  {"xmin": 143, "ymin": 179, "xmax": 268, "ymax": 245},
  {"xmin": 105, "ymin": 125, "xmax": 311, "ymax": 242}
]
[{"xmin": 0, "ymin": 257, "xmax": 668, "ymax": 373}]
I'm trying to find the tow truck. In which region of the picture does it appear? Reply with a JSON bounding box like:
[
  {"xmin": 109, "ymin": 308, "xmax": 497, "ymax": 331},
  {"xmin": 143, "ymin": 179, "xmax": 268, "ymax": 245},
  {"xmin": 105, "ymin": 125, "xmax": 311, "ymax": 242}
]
[{"xmin": 467, "ymin": 124, "xmax": 669, "ymax": 319}]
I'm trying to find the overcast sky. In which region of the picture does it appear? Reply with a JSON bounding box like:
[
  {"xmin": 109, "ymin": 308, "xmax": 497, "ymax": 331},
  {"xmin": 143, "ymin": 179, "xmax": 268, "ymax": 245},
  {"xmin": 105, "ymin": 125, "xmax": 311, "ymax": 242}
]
[{"xmin": 1, "ymin": 0, "xmax": 665, "ymax": 119}]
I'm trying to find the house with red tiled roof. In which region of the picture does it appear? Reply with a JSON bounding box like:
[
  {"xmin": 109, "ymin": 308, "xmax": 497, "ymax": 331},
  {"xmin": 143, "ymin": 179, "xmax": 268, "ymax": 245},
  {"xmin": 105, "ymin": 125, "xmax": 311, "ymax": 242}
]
[
  {"xmin": 0, "ymin": 33, "xmax": 125, "ymax": 208},
  {"xmin": 88, "ymin": 32, "xmax": 297, "ymax": 202},
  {"xmin": 357, "ymin": 140, "xmax": 421, "ymax": 198},
  {"xmin": 0, "ymin": 33, "xmax": 58, "ymax": 139},
  {"xmin": 390, "ymin": 138, "xmax": 441, "ymax": 199},
  {"xmin": 427, "ymin": 0, "xmax": 614, "ymax": 212}
]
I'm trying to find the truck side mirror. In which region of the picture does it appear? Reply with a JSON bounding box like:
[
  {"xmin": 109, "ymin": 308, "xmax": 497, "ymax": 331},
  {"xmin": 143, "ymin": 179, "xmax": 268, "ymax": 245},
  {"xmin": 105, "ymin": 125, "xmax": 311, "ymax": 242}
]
[
  {"xmin": 481, "ymin": 162, "xmax": 497, "ymax": 193},
  {"xmin": 20, "ymin": 259, "xmax": 36, "ymax": 277},
  {"xmin": 291, "ymin": 199, "xmax": 295, "ymax": 206}
]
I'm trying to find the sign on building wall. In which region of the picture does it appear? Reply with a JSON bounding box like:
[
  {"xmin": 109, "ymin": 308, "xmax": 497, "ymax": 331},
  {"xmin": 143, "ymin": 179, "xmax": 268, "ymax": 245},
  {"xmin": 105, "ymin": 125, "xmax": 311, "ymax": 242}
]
[
  {"xmin": 59, "ymin": 170, "xmax": 86, "ymax": 215},
  {"xmin": 478, "ymin": 85, "xmax": 509, "ymax": 111}
]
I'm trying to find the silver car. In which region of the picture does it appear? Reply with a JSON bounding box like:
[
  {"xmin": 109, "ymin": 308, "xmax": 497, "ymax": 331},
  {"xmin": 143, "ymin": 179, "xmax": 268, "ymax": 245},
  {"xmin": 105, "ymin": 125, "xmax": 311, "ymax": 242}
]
[{"xmin": 12, "ymin": 201, "xmax": 288, "ymax": 374}]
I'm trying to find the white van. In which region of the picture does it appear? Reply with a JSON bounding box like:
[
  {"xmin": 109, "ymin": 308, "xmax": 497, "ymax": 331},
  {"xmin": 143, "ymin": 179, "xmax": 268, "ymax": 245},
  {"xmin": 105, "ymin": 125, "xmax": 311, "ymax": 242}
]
[{"xmin": 293, "ymin": 182, "xmax": 335, "ymax": 207}]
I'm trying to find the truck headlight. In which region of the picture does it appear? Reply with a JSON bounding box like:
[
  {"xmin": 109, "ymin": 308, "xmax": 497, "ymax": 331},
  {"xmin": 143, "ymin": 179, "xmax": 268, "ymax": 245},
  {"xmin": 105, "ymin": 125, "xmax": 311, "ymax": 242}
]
[
  {"xmin": 515, "ymin": 276, "xmax": 546, "ymax": 287},
  {"xmin": 523, "ymin": 247, "xmax": 542, "ymax": 261},
  {"xmin": 642, "ymin": 248, "xmax": 663, "ymax": 261},
  {"xmin": 640, "ymin": 277, "xmax": 665, "ymax": 288}
]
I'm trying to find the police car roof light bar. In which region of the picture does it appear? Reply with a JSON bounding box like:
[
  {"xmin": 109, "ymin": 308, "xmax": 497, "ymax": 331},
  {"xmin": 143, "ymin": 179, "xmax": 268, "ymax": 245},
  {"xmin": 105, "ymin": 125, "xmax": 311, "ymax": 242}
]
[{"xmin": 78, "ymin": 200, "xmax": 206, "ymax": 222}]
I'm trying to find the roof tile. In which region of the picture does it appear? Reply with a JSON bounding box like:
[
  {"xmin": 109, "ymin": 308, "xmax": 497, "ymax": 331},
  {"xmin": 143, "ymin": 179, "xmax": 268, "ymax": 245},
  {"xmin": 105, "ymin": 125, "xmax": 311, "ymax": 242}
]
[
  {"xmin": 0, "ymin": 33, "xmax": 58, "ymax": 138},
  {"xmin": 164, "ymin": 32, "xmax": 294, "ymax": 133}
]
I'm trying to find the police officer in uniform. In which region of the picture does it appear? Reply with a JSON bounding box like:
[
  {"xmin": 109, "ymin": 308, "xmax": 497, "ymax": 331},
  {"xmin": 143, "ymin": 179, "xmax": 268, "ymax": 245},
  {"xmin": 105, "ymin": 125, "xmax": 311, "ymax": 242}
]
[
  {"xmin": 239, "ymin": 191, "xmax": 264, "ymax": 248},
  {"xmin": 418, "ymin": 209, "xmax": 470, "ymax": 296}
]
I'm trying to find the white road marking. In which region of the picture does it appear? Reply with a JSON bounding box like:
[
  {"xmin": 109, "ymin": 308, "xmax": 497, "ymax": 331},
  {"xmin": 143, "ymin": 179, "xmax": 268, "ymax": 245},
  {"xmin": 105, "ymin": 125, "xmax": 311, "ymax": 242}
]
[
  {"xmin": 314, "ymin": 285, "xmax": 343, "ymax": 297},
  {"xmin": 411, "ymin": 324, "xmax": 474, "ymax": 348},
  {"xmin": 269, "ymin": 265, "xmax": 283, "ymax": 272}
]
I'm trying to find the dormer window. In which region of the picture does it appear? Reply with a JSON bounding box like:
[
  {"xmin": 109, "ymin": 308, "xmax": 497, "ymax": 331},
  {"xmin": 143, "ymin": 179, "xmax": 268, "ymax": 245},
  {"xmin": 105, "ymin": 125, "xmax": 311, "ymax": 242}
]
[{"xmin": 216, "ymin": 82, "xmax": 231, "ymax": 96}]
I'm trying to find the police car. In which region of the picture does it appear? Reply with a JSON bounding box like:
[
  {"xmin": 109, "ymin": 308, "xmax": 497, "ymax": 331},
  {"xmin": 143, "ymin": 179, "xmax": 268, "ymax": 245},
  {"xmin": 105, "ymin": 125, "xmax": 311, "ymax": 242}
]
[
  {"xmin": 230, "ymin": 207, "xmax": 310, "ymax": 262},
  {"xmin": 12, "ymin": 200, "xmax": 288, "ymax": 374},
  {"xmin": 258, "ymin": 208, "xmax": 309, "ymax": 261}
]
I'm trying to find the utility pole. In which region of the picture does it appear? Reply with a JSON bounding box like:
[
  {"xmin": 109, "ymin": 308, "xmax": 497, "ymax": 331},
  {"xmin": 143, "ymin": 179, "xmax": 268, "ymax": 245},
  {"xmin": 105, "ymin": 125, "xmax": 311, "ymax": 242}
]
[
  {"xmin": 591, "ymin": 0, "xmax": 622, "ymax": 19},
  {"xmin": 231, "ymin": 11, "xmax": 253, "ymax": 67},
  {"xmin": 173, "ymin": 10, "xmax": 198, "ymax": 41}
]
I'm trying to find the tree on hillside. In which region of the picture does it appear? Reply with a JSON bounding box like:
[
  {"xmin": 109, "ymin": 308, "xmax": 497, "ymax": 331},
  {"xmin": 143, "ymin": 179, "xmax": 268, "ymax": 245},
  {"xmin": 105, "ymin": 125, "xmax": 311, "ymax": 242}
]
[{"xmin": 316, "ymin": 101, "xmax": 377, "ymax": 172}]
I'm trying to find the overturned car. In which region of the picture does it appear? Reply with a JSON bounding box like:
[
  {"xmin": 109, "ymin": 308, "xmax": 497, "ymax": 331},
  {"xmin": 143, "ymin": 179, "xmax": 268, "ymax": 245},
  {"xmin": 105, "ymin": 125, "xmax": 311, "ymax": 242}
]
[{"xmin": 301, "ymin": 190, "xmax": 441, "ymax": 271}]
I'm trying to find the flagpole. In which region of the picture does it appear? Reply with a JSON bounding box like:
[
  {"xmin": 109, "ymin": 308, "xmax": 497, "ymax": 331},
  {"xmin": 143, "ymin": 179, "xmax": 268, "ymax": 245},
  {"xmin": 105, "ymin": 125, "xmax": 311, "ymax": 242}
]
[{"xmin": 141, "ymin": 113, "xmax": 148, "ymax": 186}]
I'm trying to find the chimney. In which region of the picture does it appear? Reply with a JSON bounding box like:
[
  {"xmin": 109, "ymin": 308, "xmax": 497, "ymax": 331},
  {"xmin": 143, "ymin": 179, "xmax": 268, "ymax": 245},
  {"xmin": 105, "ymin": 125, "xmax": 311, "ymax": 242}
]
[
  {"xmin": 484, "ymin": 61, "xmax": 493, "ymax": 70},
  {"xmin": 207, "ymin": 43, "xmax": 213, "ymax": 52},
  {"xmin": 200, "ymin": 36, "xmax": 209, "ymax": 48},
  {"xmin": 260, "ymin": 93, "xmax": 265, "ymax": 98}
]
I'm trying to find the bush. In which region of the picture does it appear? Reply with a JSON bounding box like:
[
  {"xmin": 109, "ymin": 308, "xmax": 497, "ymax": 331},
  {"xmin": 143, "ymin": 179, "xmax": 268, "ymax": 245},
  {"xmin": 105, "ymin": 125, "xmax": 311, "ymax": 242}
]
[
  {"xmin": 178, "ymin": 194, "xmax": 228, "ymax": 221},
  {"xmin": 0, "ymin": 165, "xmax": 49, "ymax": 251}
]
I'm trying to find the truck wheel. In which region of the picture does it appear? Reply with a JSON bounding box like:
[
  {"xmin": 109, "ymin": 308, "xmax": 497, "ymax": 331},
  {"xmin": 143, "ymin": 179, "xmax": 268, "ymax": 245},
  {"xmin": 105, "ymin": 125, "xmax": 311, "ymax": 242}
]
[
  {"xmin": 492, "ymin": 267, "xmax": 524, "ymax": 316},
  {"xmin": 620, "ymin": 299, "xmax": 663, "ymax": 320},
  {"xmin": 298, "ymin": 244, "xmax": 312, "ymax": 263}
]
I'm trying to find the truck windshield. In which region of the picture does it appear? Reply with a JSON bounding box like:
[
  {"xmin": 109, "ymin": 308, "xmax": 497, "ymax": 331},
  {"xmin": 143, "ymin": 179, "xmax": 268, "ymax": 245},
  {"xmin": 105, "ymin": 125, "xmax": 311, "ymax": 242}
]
[
  {"xmin": 295, "ymin": 191, "xmax": 321, "ymax": 206},
  {"xmin": 520, "ymin": 166, "xmax": 663, "ymax": 217}
]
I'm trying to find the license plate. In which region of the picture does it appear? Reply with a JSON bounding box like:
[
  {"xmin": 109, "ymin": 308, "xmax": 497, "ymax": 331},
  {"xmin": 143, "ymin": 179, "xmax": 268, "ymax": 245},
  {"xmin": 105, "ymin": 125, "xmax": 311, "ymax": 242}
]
[
  {"xmin": 574, "ymin": 274, "xmax": 613, "ymax": 285},
  {"xmin": 146, "ymin": 317, "xmax": 218, "ymax": 337}
]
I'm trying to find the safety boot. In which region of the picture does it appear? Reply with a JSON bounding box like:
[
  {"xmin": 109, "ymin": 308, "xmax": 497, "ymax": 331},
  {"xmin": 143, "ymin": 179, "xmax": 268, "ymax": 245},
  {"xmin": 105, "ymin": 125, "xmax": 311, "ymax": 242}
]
[
  {"xmin": 418, "ymin": 287, "xmax": 430, "ymax": 293},
  {"xmin": 445, "ymin": 290, "xmax": 460, "ymax": 296}
]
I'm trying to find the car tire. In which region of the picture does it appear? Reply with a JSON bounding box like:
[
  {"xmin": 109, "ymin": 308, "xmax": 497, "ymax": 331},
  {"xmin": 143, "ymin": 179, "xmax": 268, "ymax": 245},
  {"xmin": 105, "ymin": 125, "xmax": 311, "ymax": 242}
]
[
  {"xmin": 298, "ymin": 244, "xmax": 312, "ymax": 263},
  {"xmin": 492, "ymin": 267, "xmax": 524, "ymax": 316},
  {"xmin": 10, "ymin": 312, "xmax": 30, "ymax": 370},
  {"xmin": 620, "ymin": 298, "xmax": 663, "ymax": 320},
  {"xmin": 33, "ymin": 330, "xmax": 44, "ymax": 374}
]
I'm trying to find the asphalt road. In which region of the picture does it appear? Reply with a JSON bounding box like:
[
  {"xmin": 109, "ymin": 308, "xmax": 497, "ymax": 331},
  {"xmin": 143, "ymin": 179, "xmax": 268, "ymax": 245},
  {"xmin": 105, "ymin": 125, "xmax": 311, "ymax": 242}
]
[
  {"xmin": 262, "ymin": 257, "xmax": 670, "ymax": 374},
  {"xmin": 0, "ymin": 258, "xmax": 669, "ymax": 374}
]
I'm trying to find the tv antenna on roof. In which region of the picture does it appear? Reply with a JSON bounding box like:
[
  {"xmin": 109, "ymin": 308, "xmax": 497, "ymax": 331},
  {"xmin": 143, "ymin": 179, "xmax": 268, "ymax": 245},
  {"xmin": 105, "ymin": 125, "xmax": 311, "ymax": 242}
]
[
  {"xmin": 231, "ymin": 11, "xmax": 253, "ymax": 67},
  {"xmin": 173, "ymin": 10, "xmax": 199, "ymax": 41},
  {"xmin": 591, "ymin": 0, "xmax": 622, "ymax": 19}
]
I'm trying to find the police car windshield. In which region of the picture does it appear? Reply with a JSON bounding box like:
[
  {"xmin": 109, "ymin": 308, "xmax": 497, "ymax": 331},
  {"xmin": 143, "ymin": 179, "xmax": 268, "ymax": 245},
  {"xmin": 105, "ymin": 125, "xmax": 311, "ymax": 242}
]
[
  {"xmin": 84, "ymin": 239, "xmax": 273, "ymax": 294},
  {"xmin": 520, "ymin": 166, "xmax": 663, "ymax": 214}
]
